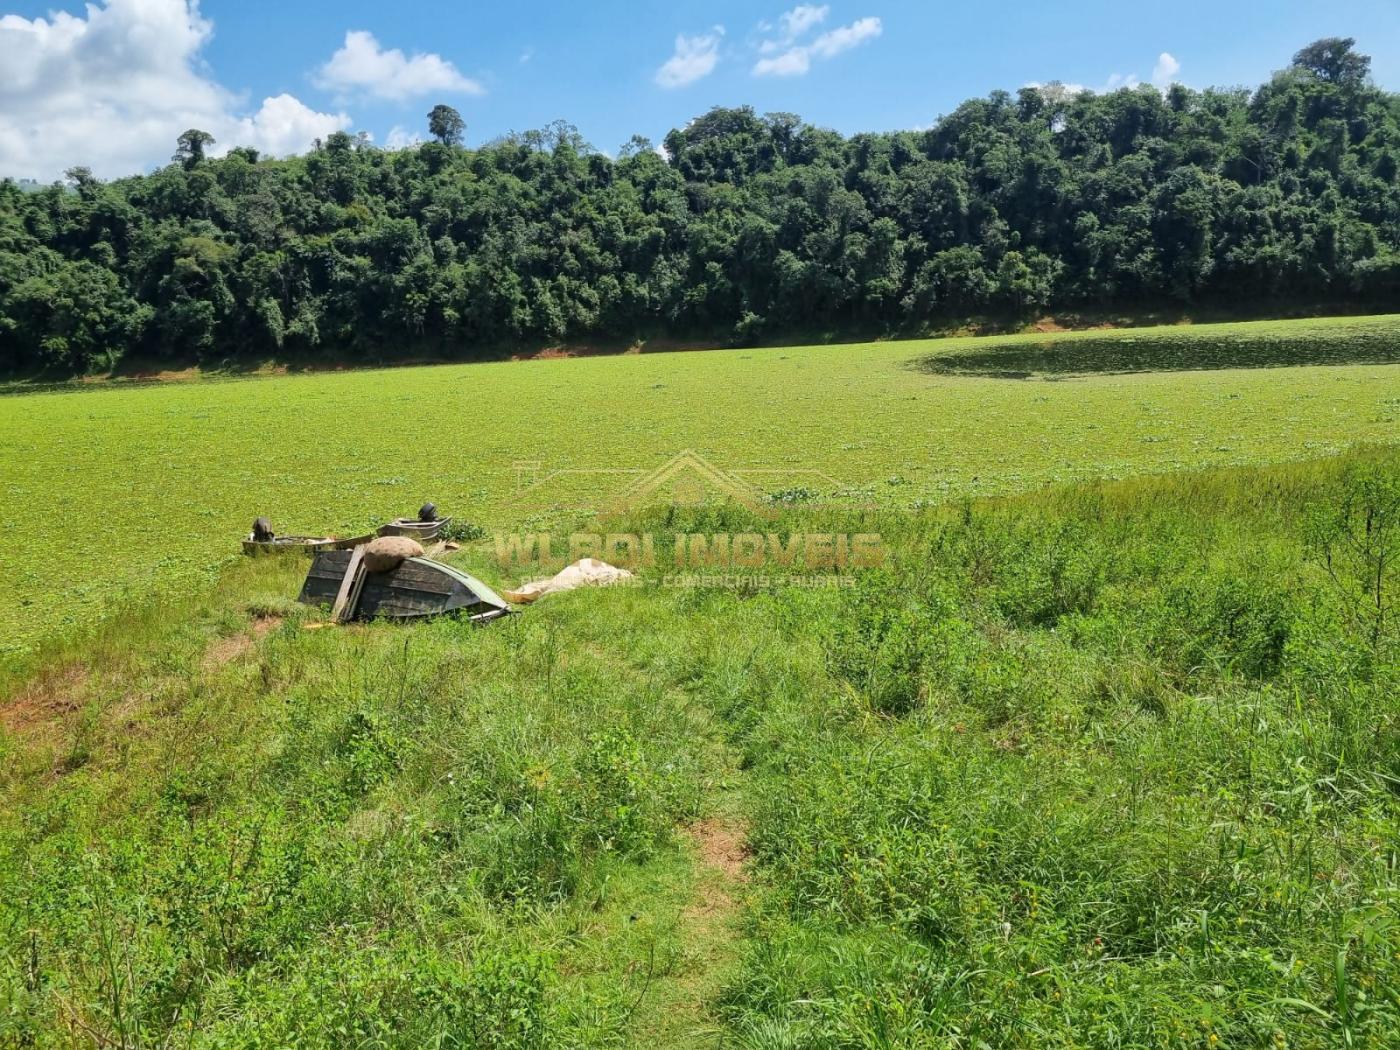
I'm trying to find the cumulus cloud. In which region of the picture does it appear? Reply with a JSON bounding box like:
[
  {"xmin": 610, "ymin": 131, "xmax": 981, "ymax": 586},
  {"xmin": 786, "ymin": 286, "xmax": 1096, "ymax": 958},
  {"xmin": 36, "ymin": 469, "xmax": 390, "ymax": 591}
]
[
  {"xmin": 655, "ymin": 27, "xmax": 724, "ymax": 88},
  {"xmin": 0, "ymin": 0, "xmax": 348, "ymax": 181},
  {"xmin": 1152, "ymin": 51, "xmax": 1181, "ymax": 87},
  {"xmin": 385, "ymin": 125, "xmax": 424, "ymax": 150},
  {"xmin": 315, "ymin": 30, "xmax": 483, "ymax": 101},
  {"xmin": 753, "ymin": 13, "xmax": 881, "ymax": 77},
  {"xmin": 228, "ymin": 94, "xmax": 351, "ymax": 157}
]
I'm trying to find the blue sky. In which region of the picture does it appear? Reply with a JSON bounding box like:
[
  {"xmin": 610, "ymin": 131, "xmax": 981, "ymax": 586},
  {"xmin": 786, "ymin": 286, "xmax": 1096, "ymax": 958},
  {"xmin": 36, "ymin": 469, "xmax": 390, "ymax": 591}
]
[{"xmin": 2, "ymin": 0, "xmax": 1397, "ymax": 179}]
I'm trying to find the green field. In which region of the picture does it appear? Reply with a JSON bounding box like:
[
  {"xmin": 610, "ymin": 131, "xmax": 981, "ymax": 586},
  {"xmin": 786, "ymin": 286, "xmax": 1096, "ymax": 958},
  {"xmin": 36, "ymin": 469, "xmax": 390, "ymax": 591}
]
[
  {"xmin": 5, "ymin": 449, "xmax": 1400, "ymax": 1046},
  {"xmin": 7, "ymin": 315, "xmax": 1400, "ymax": 1046},
  {"xmin": 5, "ymin": 314, "xmax": 1400, "ymax": 670}
]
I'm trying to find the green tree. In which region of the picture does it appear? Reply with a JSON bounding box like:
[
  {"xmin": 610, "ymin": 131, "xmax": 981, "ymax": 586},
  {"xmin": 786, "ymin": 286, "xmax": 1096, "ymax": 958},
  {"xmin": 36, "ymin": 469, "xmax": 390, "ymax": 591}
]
[
  {"xmin": 1292, "ymin": 37, "xmax": 1371, "ymax": 86},
  {"xmin": 427, "ymin": 105, "xmax": 466, "ymax": 146},
  {"xmin": 174, "ymin": 129, "xmax": 216, "ymax": 169},
  {"xmin": 6, "ymin": 261, "xmax": 149, "ymax": 371},
  {"xmin": 3, "ymin": 38, "xmax": 1400, "ymax": 375}
]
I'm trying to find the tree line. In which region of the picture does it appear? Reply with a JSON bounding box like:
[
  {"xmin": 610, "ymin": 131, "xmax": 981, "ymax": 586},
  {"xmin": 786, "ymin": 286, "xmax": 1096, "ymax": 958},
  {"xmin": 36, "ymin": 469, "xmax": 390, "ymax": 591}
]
[{"xmin": 2, "ymin": 38, "xmax": 1398, "ymax": 373}]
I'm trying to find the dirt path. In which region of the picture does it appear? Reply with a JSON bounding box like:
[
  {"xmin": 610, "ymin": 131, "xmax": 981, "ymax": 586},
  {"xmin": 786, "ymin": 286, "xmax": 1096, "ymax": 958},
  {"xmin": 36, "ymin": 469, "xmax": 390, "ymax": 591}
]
[
  {"xmin": 682, "ymin": 817, "xmax": 749, "ymax": 922},
  {"xmin": 550, "ymin": 624, "xmax": 757, "ymax": 1048},
  {"xmin": 625, "ymin": 812, "xmax": 751, "ymax": 1049}
]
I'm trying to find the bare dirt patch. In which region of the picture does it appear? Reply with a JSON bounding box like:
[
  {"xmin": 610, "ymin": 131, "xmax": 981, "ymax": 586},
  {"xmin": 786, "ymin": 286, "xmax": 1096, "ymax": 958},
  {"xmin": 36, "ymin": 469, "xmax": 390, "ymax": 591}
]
[
  {"xmin": 1, "ymin": 664, "xmax": 87, "ymax": 735},
  {"xmin": 511, "ymin": 337, "xmax": 718, "ymax": 362},
  {"xmin": 625, "ymin": 816, "xmax": 751, "ymax": 1045},
  {"xmin": 203, "ymin": 634, "xmax": 253, "ymax": 669},
  {"xmin": 202, "ymin": 615, "xmax": 282, "ymax": 671},
  {"xmin": 681, "ymin": 818, "xmax": 750, "ymax": 922},
  {"xmin": 687, "ymin": 817, "xmax": 748, "ymax": 881}
]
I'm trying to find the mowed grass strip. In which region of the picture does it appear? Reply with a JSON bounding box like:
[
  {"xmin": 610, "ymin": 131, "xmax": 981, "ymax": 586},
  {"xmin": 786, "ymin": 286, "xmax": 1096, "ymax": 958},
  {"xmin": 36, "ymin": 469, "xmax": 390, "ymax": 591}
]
[{"xmin": 4, "ymin": 314, "xmax": 1400, "ymax": 668}]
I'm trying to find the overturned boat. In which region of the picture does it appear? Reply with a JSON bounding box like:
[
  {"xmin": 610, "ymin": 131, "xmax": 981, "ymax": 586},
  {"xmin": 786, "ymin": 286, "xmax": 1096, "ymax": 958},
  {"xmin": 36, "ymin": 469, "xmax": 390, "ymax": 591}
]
[{"xmin": 297, "ymin": 548, "xmax": 511, "ymax": 624}]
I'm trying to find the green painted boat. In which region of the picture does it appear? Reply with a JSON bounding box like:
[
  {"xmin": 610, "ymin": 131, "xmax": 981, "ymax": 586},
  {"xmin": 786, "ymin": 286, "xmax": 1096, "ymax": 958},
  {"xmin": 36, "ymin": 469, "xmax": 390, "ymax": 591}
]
[{"xmin": 297, "ymin": 550, "xmax": 510, "ymax": 623}]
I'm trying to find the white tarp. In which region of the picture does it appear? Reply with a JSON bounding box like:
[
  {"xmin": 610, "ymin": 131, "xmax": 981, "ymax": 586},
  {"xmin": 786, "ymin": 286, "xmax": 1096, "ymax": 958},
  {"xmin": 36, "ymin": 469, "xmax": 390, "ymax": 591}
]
[{"xmin": 502, "ymin": 558, "xmax": 634, "ymax": 604}]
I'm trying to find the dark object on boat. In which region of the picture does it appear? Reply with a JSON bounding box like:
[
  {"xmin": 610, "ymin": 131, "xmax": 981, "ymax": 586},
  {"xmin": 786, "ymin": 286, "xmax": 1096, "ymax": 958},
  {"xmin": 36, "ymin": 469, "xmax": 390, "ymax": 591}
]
[
  {"xmin": 243, "ymin": 530, "xmax": 377, "ymax": 556},
  {"xmin": 419, "ymin": 502, "xmax": 437, "ymax": 522},
  {"xmin": 378, "ymin": 516, "xmax": 452, "ymax": 541},
  {"xmin": 297, "ymin": 548, "xmax": 511, "ymax": 623},
  {"xmin": 252, "ymin": 517, "xmax": 275, "ymax": 543}
]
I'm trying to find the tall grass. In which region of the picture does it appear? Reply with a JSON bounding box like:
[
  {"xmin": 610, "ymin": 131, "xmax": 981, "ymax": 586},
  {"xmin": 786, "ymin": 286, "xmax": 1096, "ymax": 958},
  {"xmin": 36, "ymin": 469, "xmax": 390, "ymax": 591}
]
[{"xmin": 3, "ymin": 450, "xmax": 1400, "ymax": 1046}]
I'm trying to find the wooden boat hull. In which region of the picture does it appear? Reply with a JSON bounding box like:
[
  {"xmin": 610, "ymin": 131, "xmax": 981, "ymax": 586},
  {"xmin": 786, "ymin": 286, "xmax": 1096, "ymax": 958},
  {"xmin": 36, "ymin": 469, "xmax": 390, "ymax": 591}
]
[
  {"xmin": 243, "ymin": 533, "xmax": 376, "ymax": 556},
  {"xmin": 378, "ymin": 518, "xmax": 451, "ymax": 541},
  {"xmin": 297, "ymin": 550, "xmax": 510, "ymax": 623}
]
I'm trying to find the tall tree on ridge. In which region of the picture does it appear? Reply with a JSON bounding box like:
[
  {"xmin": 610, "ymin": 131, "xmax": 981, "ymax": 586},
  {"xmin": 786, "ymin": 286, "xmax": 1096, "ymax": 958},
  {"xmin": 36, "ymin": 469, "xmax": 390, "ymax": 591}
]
[
  {"xmin": 427, "ymin": 105, "xmax": 466, "ymax": 146},
  {"xmin": 174, "ymin": 129, "xmax": 216, "ymax": 169},
  {"xmin": 1292, "ymin": 37, "xmax": 1371, "ymax": 86}
]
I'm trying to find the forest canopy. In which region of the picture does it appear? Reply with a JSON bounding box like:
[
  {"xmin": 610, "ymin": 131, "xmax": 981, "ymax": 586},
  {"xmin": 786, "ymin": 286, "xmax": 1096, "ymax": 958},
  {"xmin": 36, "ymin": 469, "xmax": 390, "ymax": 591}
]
[{"xmin": 2, "ymin": 37, "xmax": 1398, "ymax": 373}]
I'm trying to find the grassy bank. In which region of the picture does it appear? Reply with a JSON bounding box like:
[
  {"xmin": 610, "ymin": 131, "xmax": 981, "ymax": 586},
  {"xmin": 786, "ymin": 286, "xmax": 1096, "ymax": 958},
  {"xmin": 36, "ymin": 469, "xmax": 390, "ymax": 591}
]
[
  {"xmin": 4, "ymin": 450, "xmax": 1400, "ymax": 1046},
  {"xmin": 2, "ymin": 299, "xmax": 1388, "ymax": 391}
]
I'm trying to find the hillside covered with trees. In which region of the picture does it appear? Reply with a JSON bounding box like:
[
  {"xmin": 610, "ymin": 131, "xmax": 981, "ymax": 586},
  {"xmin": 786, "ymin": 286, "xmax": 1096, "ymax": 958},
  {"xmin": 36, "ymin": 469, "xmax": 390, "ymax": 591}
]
[{"xmin": 2, "ymin": 38, "xmax": 1398, "ymax": 374}]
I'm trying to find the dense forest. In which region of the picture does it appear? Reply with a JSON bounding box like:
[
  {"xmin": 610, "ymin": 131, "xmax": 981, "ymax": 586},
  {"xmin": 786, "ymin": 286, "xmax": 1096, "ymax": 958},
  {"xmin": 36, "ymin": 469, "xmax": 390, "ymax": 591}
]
[{"xmin": 2, "ymin": 37, "xmax": 1399, "ymax": 373}]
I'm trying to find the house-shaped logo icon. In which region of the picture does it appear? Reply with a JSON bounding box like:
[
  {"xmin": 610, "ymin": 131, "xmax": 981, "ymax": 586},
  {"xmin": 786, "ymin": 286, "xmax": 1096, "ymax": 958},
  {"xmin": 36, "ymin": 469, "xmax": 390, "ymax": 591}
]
[
  {"xmin": 604, "ymin": 450, "xmax": 767, "ymax": 513},
  {"xmin": 510, "ymin": 449, "xmax": 846, "ymax": 516}
]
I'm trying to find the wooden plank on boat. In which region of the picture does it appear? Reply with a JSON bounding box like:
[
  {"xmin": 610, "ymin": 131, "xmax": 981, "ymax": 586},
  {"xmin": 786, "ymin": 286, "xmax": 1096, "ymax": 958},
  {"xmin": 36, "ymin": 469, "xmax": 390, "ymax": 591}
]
[
  {"xmin": 359, "ymin": 580, "xmax": 459, "ymax": 617},
  {"xmin": 298, "ymin": 549, "xmax": 353, "ymax": 605},
  {"xmin": 341, "ymin": 559, "xmax": 370, "ymax": 623},
  {"xmin": 381, "ymin": 559, "xmax": 457, "ymax": 593},
  {"xmin": 330, "ymin": 546, "xmax": 366, "ymax": 623}
]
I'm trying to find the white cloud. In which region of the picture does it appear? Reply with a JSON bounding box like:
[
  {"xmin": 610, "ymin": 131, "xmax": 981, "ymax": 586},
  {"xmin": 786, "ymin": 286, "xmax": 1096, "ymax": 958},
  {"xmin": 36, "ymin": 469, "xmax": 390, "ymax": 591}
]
[
  {"xmin": 655, "ymin": 27, "xmax": 724, "ymax": 89},
  {"xmin": 781, "ymin": 4, "xmax": 830, "ymax": 38},
  {"xmin": 315, "ymin": 30, "xmax": 483, "ymax": 101},
  {"xmin": 759, "ymin": 4, "xmax": 828, "ymax": 52},
  {"xmin": 753, "ymin": 49, "xmax": 812, "ymax": 77},
  {"xmin": 810, "ymin": 16, "xmax": 881, "ymax": 58},
  {"xmin": 753, "ymin": 14, "xmax": 881, "ymax": 77},
  {"xmin": 385, "ymin": 125, "xmax": 423, "ymax": 150},
  {"xmin": 227, "ymin": 94, "xmax": 350, "ymax": 157},
  {"xmin": 0, "ymin": 0, "xmax": 349, "ymax": 180},
  {"xmin": 1152, "ymin": 51, "xmax": 1181, "ymax": 87}
]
